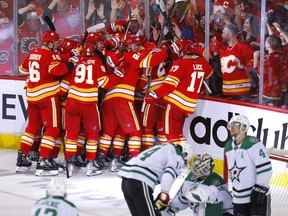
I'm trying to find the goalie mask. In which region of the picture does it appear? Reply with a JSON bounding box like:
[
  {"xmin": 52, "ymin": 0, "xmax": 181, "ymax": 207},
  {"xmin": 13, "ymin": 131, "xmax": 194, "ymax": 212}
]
[
  {"xmin": 46, "ymin": 178, "xmax": 67, "ymax": 198},
  {"xmin": 188, "ymin": 153, "xmax": 215, "ymax": 180}
]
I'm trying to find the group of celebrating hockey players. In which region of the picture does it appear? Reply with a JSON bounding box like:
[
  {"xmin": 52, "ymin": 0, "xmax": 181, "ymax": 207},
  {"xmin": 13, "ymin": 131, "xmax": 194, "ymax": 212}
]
[{"xmin": 16, "ymin": 15, "xmax": 213, "ymax": 177}]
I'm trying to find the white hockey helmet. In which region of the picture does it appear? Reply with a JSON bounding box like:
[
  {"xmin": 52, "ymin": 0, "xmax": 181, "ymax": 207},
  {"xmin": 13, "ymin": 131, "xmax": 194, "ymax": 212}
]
[
  {"xmin": 227, "ymin": 115, "xmax": 250, "ymax": 133},
  {"xmin": 46, "ymin": 178, "xmax": 67, "ymax": 198}
]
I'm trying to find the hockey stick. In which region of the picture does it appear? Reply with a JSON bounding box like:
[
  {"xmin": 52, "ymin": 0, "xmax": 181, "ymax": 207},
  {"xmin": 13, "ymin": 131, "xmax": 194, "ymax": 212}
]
[
  {"xmin": 168, "ymin": 167, "xmax": 191, "ymax": 201},
  {"xmin": 203, "ymin": 80, "xmax": 212, "ymax": 95},
  {"xmin": 43, "ymin": 15, "xmax": 56, "ymax": 32},
  {"xmin": 65, "ymin": 161, "xmax": 70, "ymax": 179}
]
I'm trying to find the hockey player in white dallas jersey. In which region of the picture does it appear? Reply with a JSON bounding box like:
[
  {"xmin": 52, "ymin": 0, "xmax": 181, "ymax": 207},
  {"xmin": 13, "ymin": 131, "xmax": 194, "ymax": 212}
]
[
  {"xmin": 162, "ymin": 154, "xmax": 233, "ymax": 216},
  {"xmin": 31, "ymin": 178, "xmax": 79, "ymax": 216},
  {"xmin": 118, "ymin": 143, "xmax": 191, "ymax": 216},
  {"xmin": 225, "ymin": 115, "xmax": 272, "ymax": 216}
]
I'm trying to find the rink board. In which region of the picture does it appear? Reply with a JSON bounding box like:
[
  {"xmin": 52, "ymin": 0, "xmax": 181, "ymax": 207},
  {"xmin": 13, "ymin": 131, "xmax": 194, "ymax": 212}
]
[{"xmin": 1, "ymin": 78, "xmax": 288, "ymax": 174}]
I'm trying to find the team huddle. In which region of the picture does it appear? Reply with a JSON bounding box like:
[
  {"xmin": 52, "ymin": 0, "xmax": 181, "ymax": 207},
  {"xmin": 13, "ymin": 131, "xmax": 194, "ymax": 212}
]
[
  {"xmin": 15, "ymin": 16, "xmax": 272, "ymax": 216},
  {"xmin": 16, "ymin": 16, "xmax": 212, "ymax": 177}
]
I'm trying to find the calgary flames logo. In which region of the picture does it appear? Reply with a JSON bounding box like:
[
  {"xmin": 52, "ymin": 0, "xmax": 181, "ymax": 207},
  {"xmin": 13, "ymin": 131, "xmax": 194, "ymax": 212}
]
[
  {"xmin": 0, "ymin": 51, "xmax": 9, "ymax": 64},
  {"xmin": 21, "ymin": 37, "xmax": 39, "ymax": 54}
]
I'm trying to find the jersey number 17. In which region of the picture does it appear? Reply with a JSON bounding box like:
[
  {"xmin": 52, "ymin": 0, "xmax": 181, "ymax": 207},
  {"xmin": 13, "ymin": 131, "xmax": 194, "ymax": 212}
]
[{"xmin": 187, "ymin": 71, "xmax": 205, "ymax": 93}]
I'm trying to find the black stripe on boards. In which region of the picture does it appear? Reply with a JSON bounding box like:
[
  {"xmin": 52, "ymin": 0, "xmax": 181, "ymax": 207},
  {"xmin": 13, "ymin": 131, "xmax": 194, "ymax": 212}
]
[
  {"xmin": 123, "ymin": 164, "xmax": 159, "ymax": 179},
  {"xmin": 142, "ymin": 182, "xmax": 156, "ymax": 216},
  {"xmin": 232, "ymin": 186, "xmax": 253, "ymax": 193},
  {"xmin": 165, "ymin": 166, "xmax": 178, "ymax": 178},
  {"xmin": 256, "ymin": 161, "xmax": 271, "ymax": 169}
]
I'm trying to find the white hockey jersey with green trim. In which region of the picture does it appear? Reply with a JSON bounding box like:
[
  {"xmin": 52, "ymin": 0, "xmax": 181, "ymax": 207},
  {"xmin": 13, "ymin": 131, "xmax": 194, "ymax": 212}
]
[
  {"xmin": 31, "ymin": 196, "xmax": 79, "ymax": 216},
  {"xmin": 118, "ymin": 144, "xmax": 185, "ymax": 192},
  {"xmin": 224, "ymin": 136, "xmax": 272, "ymax": 204}
]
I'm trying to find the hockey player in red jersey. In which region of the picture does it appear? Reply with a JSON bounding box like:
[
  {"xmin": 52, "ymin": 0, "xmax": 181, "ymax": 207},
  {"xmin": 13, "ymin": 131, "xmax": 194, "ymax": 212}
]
[
  {"xmin": 144, "ymin": 40, "xmax": 213, "ymax": 146},
  {"xmin": 139, "ymin": 44, "xmax": 171, "ymax": 150},
  {"xmin": 17, "ymin": 31, "xmax": 72, "ymax": 176},
  {"xmin": 99, "ymin": 35, "xmax": 146, "ymax": 169},
  {"xmin": 220, "ymin": 23, "xmax": 254, "ymax": 97},
  {"xmin": 64, "ymin": 43, "xmax": 110, "ymax": 177}
]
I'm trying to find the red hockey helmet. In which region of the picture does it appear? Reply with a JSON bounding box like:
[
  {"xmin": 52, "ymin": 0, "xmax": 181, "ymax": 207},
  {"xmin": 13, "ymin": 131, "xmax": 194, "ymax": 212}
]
[
  {"xmin": 82, "ymin": 44, "xmax": 96, "ymax": 57},
  {"xmin": 59, "ymin": 38, "xmax": 79, "ymax": 53},
  {"xmin": 183, "ymin": 41, "xmax": 204, "ymax": 56},
  {"xmin": 42, "ymin": 31, "xmax": 60, "ymax": 44},
  {"xmin": 86, "ymin": 32, "xmax": 104, "ymax": 44},
  {"xmin": 124, "ymin": 34, "xmax": 144, "ymax": 50}
]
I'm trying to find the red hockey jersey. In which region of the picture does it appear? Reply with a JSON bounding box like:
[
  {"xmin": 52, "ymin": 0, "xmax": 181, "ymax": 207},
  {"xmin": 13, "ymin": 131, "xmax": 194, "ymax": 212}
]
[
  {"xmin": 154, "ymin": 55, "xmax": 212, "ymax": 113},
  {"xmin": 219, "ymin": 41, "xmax": 253, "ymax": 96},
  {"xmin": 66, "ymin": 56, "xmax": 109, "ymax": 103},
  {"xmin": 19, "ymin": 47, "xmax": 69, "ymax": 102},
  {"xmin": 104, "ymin": 50, "xmax": 146, "ymax": 102}
]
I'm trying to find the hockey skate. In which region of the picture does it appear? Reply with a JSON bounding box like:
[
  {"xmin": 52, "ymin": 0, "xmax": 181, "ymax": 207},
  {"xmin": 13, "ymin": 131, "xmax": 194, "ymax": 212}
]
[
  {"xmin": 86, "ymin": 160, "xmax": 104, "ymax": 176},
  {"xmin": 49, "ymin": 158, "xmax": 65, "ymax": 173},
  {"xmin": 35, "ymin": 159, "xmax": 59, "ymax": 176},
  {"xmin": 110, "ymin": 157, "xmax": 124, "ymax": 172},
  {"xmin": 16, "ymin": 151, "xmax": 32, "ymax": 173},
  {"xmin": 73, "ymin": 154, "xmax": 88, "ymax": 168}
]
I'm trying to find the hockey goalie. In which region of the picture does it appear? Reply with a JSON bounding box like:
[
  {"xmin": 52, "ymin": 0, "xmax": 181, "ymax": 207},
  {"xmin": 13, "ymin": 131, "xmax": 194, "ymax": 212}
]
[{"xmin": 162, "ymin": 154, "xmax": 233, "ymax": 216}]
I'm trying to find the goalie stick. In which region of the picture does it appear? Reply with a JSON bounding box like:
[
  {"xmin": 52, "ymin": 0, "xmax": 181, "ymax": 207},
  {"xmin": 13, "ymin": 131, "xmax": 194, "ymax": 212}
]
[{"xmin": 168, "ymin": 167, "xmax": 192, "ymax": 201}]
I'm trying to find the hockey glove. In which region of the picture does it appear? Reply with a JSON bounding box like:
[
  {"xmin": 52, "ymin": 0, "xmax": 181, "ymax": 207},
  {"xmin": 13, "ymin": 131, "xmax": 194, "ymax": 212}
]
[
  {"xmin": 113, "ymin": 68, "xmax": 124, "ymax": 77},
  {"xmin": 69, "ymin": 56, "xmax": 79, "ymax": 65},
  {"xmin": 155, "ymin": 192, "xmax": 169, "ymax": 211},
  {"xmin": 66, "ymin": 62, "xmax": 74, "ymax": 72},
  {"xmin": 250, "ymin": 184, "xmax": 269, "ymax": 216}
]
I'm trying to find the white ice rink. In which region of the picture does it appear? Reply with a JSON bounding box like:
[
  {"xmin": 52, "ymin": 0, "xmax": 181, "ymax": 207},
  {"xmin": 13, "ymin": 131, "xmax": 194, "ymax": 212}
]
[{"xmin": 0, "ymin": 149, "xmax": 287, "ymax": 216}]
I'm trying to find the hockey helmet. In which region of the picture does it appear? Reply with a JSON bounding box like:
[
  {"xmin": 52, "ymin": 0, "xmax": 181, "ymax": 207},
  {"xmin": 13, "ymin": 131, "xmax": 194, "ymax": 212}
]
[
  {"xmin": 59, "ymin": 38, "xmax": 79, "ymax": 53},
  {"xmin": 82, "ymin": 44, "xmax": 96, "ymax": 57},
  {"xmin": 188, "ymin": 153, "xmax": 215, "ymax": 180},
  {"xmin": 46, "ymin": 178, "xmax": 67, "ymax": 198},
  {"xmin": 86, "ymin": 32, "xmax": 104, "ymax": 44},
  {"xmin": 124, "ymin": 34, "xmax": 144, "ymax": 50},
  {"xmin": 42, "ymin": 31, "xmax": 60, "ymax": 44},
  {"xmin": 183, "ymin": 42, "xmax": 205, "ymax": 56},
  {"xmin": 227, "ymin": 115, "xmax": 250, "ymax": 133}
]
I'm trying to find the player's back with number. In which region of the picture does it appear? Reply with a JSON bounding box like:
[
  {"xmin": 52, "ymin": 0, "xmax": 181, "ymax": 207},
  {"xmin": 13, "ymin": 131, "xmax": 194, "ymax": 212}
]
[
  {"xmin": 31, "ymin": 196, "xmax": 78, "ymax": 216},
  {"xmin": 119, "ymin": 144, "xmax": 185, "ymax": 190},
  {"xmin": 160, "ymin": 55, "xmax": 212, "ymax": 114},
  {"xmin": 173, "ymin": 55, "xmax": 212, "ymax": 98},
  {"xmin": 67, "ymin": 56, "xmax": 108, "ymax": 103},
  {"xmin": 20, "ymin": 48, "xmax": 67, "ymax": 102}
]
